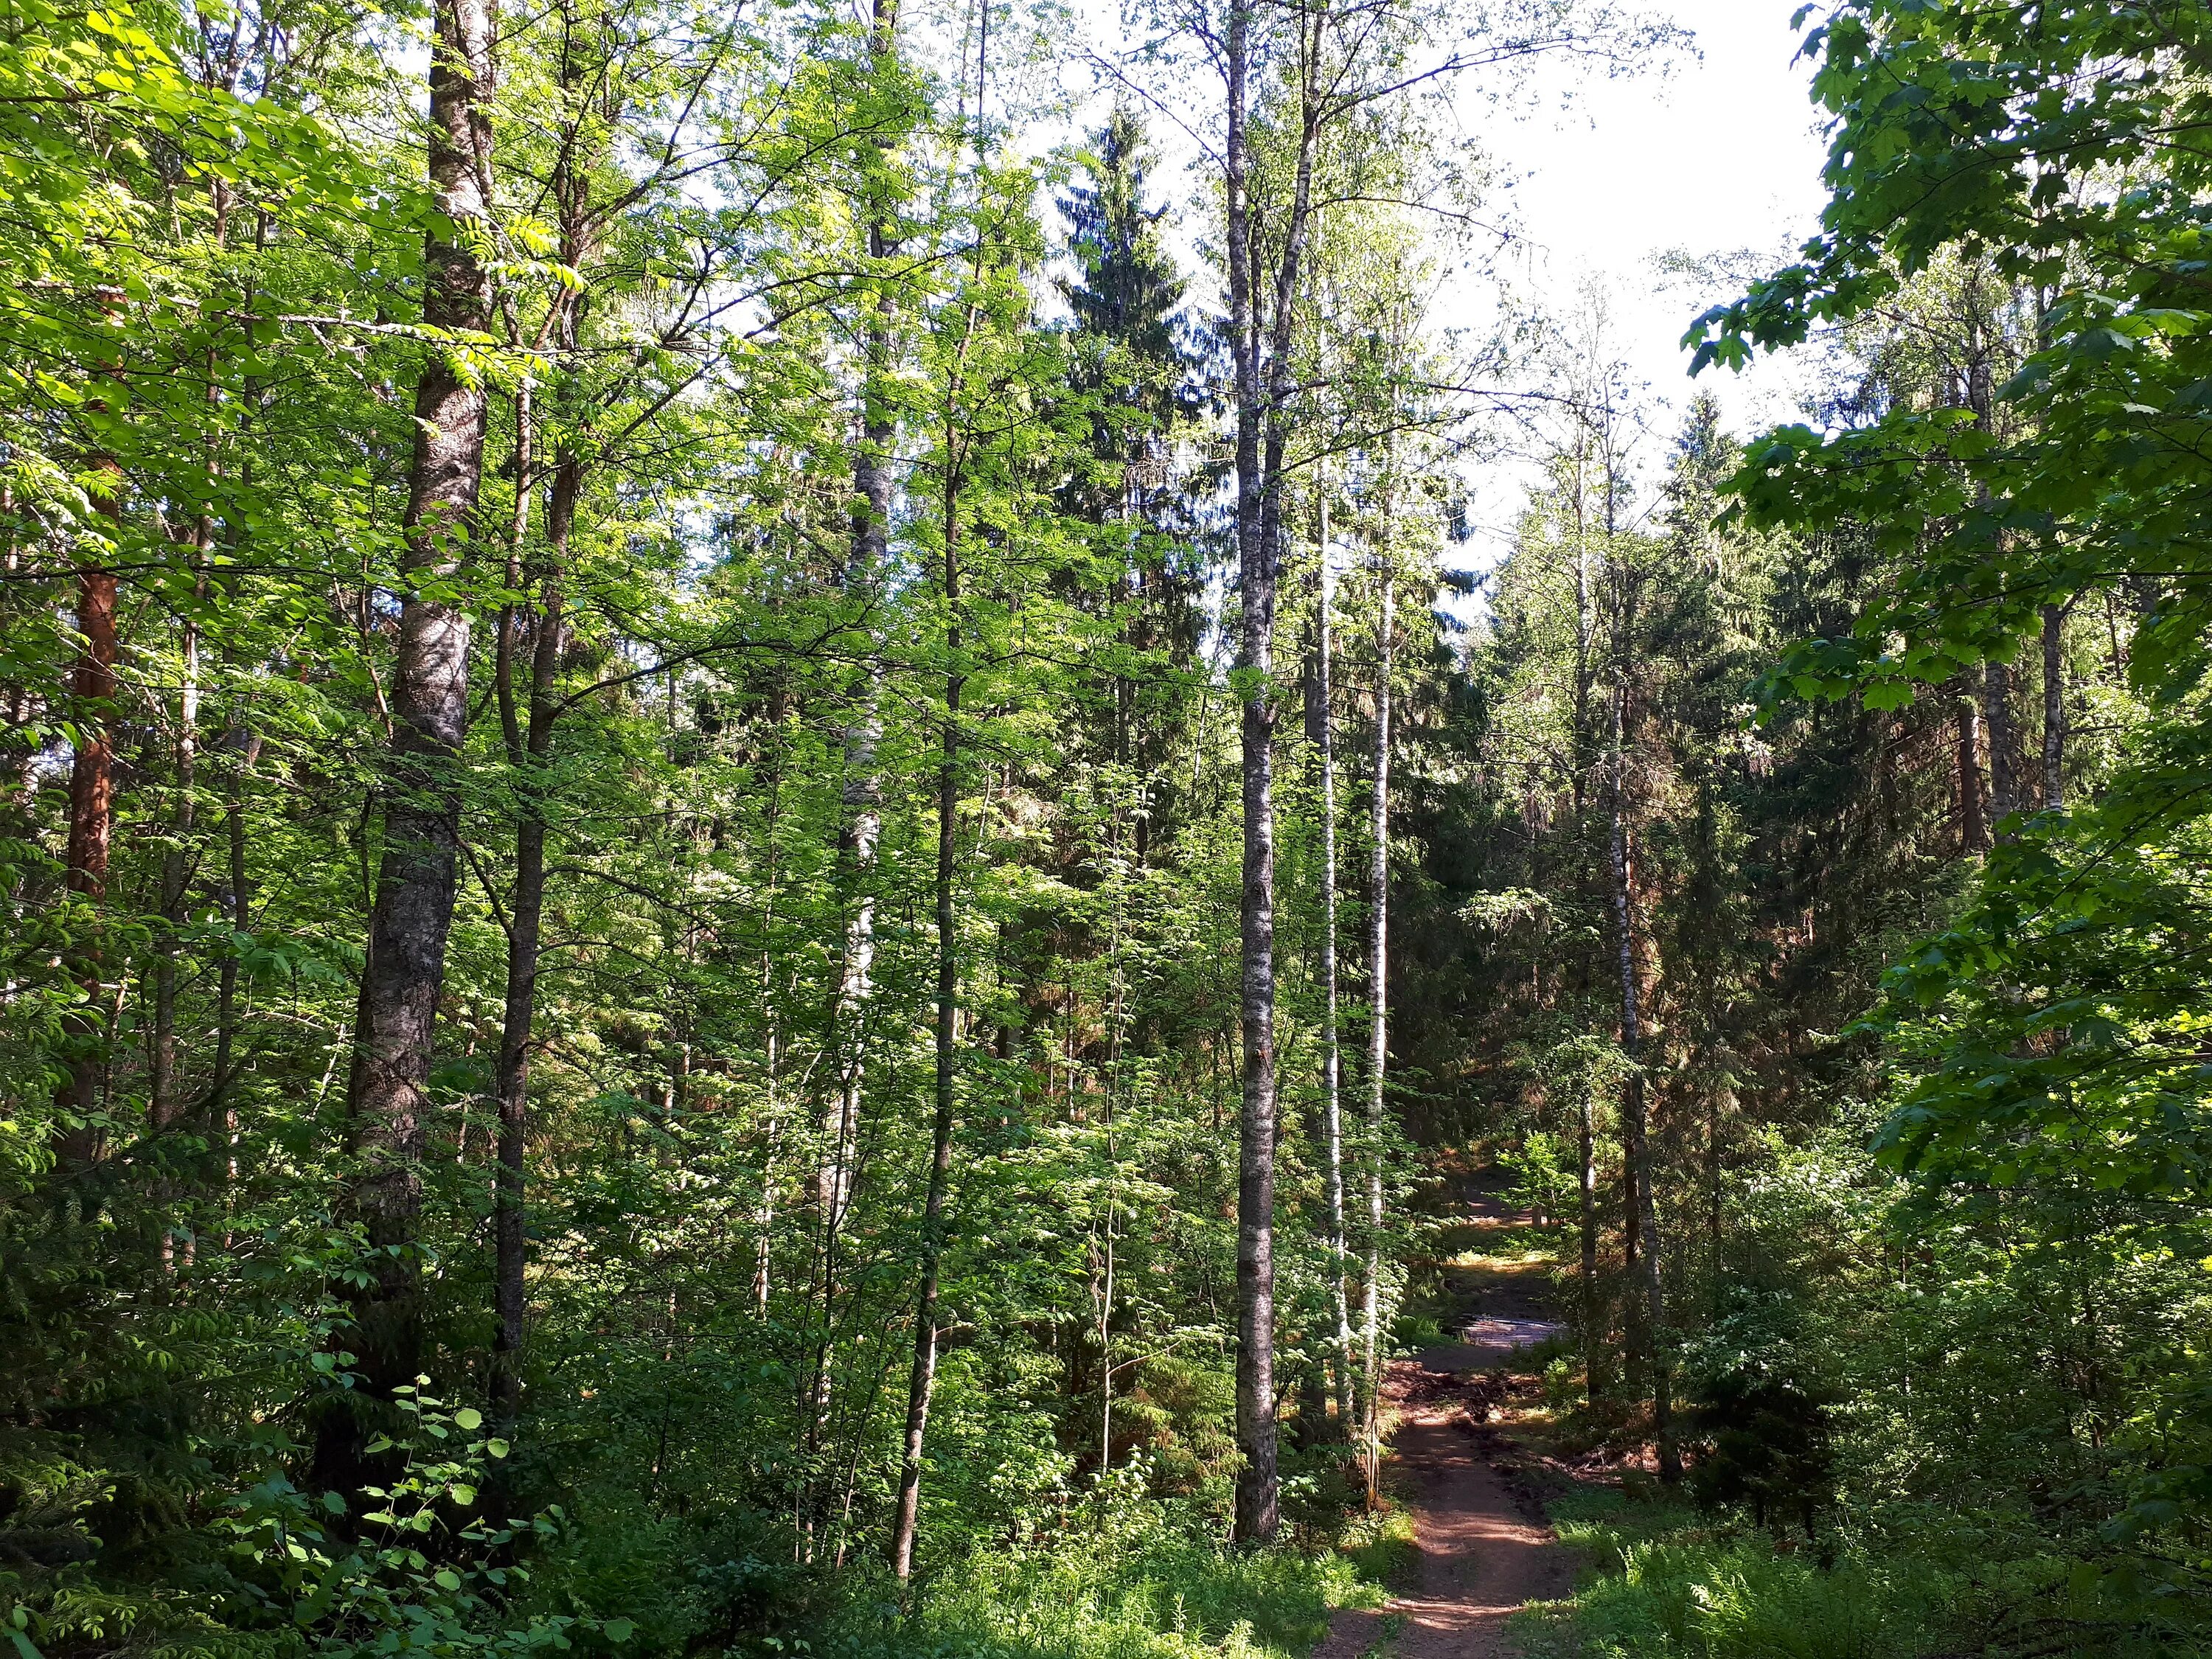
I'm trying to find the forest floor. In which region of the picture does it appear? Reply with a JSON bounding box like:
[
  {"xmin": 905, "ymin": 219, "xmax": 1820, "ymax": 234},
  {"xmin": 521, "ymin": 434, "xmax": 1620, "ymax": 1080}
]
[{"xmin": 1315, "ymin": 1175, "xmax": 1573, "ymax": 1659}]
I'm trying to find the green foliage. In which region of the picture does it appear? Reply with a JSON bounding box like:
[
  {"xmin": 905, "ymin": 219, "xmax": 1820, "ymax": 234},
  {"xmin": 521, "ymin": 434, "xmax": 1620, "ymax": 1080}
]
[
  {"xmin": 1524, "ymin": 1487, "xmax": 1961, "ymax": 1659},
  {"xmin": 221, "ymin": 1381, "xmax": 584, "ymax": 1659},
  {"xmin": 1500, "ymin": 1133, "xmax": 1576, "ymax": 1226},
  {"xmin": 851, "ymin": 1484, "xmax": 1385, "ymax": 1659}
]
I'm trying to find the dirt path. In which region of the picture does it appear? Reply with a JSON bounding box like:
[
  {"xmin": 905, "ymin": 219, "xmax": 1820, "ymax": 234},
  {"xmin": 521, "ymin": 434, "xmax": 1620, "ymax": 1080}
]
[{"xmin": 1315, "ymin": 1184, "xmax": 1571, "ymax": 1659}]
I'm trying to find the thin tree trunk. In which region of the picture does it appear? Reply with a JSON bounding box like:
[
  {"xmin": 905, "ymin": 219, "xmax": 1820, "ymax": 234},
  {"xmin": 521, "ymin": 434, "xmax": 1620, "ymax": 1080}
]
[
  {"xmin": 151, "ymin": 585, "xmax": 201, "ymax": 1140},
  {"xmin": 2042, "ymin": 603, "xmax": 2064, "ymax": 810},
  {"xmin": 1578, "ymin": 1084, "xmax": 1601, "ymax": 1402},
  {"xmin": 1224, "ymin": 0, "xmax": 1321, "ymax": 1545},
  {"xmin": 1610, "ymin": 660, "xmax": 1677, "ymax": 1483},
  {"xmin": 1985, "ymin": 659, "xmax": 2014, "ymax": 833},
  {"xmin": 804, "ymin": 0, "xmax": 899, "ymax": 1549},
  {"xmin": 1360, "ymin": 552, "xmax": 1394, "ymax": 1503},
  {"xmin": 58, "ymin": 498, "xmax": 120, "ymax": 1167},
  {"xmin": 890, "ymin": 439, "xmax": 964, "ymax": 1585},
  {"xmin": 319, "ymin": 0, "xmax": 497, "ymax": 1500},
  {"xmin": 1315, "ymin": 490, "xmax": 1353, "ymax": 1438},
  {"xmin": 211, "ymin": 723, "xmax": 260, "ymax": 1110},
  {"xmin": 1222, "ymin": 0, "xmax": 1276, "ymax": 1545},
  {"xmin": 1957, "ymin": 692, "xmax": 1985, "ymax": 853},
  {"xmin": 490, "ymin": 417, "xmax": 573, "ymax": 1425},
  {"xmin": 490, "ymin": 15, "xmax": 597, "ymax": 1426}
]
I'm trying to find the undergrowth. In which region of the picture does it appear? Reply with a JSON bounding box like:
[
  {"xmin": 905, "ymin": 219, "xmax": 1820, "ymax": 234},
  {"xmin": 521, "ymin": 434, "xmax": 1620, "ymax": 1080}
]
[
  {"xmin": 1514, "ymin": 1485, "xmax": 2212, "ymax": 1659},
  {"xmin": 824, "ymin": 1492, "xmax": 1409, "ymax": 1659}
]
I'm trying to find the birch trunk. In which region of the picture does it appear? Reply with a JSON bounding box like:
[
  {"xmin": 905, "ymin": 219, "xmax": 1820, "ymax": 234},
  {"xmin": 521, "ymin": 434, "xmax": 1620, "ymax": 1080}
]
[
  {"xmin": 1315, "ymin": 490, "xmax": 1354, "ymax": 1437},
  {"xmin": 1359, "ymin": 553, "xmax": 1393, "ymax": 1503},
  {"xmin": 1224, "ymin": 0, "xmax": 1321, "ymax": 1544},
  {"xmin": 1579, "ymin": 1085, "xmax": 1601, "ymax": 1401},
  {"xmin": 1222, "ymin": 0, "xmax": 1276, "ymax": 1544},
  {"xmin": 806, "ymin": 0, "xmax": 898, "ymax": 1543},
  {"xmin": 320, "ymin": 0, "xmax": 497, "ymax": 1500},
  {"xmin": 890, "ymin": 417, "xmax": 964, "ymax": 1585}
]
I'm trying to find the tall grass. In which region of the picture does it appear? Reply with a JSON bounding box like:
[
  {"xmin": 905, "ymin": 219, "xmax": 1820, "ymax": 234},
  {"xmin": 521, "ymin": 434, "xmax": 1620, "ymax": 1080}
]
[
  {"xmin": 824, "ymin": 1497, "xmax": 1404, "ymax": 1659},
  {"xmin": 1515, "ymin": 1489, "xmax": 1958, "ymax": 1659},
  {"xmin": 1517, "ymin": 1486, "xmax": 2212, "ymax": 1659}
]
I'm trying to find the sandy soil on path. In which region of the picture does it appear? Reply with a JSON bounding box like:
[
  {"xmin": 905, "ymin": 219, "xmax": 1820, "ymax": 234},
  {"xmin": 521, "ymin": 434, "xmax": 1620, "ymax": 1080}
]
[{"xmin": 1314, "ymin": 1186, "xmax": 1571, "ymax": 1659}]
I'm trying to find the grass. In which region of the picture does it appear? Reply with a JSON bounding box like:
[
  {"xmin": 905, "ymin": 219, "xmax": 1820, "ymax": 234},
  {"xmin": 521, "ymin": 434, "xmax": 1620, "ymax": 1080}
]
[
  {"xmin": 1511, "ymin": 1482, "xmax": 2212, "ymax": 1659},
  {"xmin": 1512, "ymin": 1486, "xmax": 1959, "ymax": 1659},
  {"xmin": 824, "ymin": 1498, "xmax": 1411, "ymax": 1659}
]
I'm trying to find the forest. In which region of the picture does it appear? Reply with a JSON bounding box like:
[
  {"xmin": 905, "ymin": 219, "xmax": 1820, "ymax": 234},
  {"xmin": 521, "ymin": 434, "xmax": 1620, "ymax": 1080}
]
[{"xmin": 4, "ymin": 0, "xmax": 2212, "ymax": 1653}]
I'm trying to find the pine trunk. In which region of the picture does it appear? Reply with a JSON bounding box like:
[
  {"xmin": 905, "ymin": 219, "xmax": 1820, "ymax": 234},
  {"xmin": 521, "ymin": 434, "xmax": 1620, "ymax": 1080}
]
[{"xmin": 1610, "ymin": 667, "xmax": 1677, "ymax": 1483}]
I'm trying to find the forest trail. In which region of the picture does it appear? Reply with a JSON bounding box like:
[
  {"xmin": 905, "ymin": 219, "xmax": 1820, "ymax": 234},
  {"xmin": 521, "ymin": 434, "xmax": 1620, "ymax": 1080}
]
[{"xmin": 1317, "ymin": 1181, "xmax": 1571, "ymax": 1659}]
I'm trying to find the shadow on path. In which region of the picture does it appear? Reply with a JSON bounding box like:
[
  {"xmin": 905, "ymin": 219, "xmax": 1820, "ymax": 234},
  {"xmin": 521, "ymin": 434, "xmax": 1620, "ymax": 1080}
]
[{"xmin": 1315, "ymin": 1178, "xmax": 1569, "ymax": 1659}]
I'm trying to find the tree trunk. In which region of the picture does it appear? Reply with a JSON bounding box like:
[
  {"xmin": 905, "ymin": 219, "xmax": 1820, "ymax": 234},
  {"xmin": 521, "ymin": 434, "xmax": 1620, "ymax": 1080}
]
[
  {"xmin": 891, "ymin": 440, "xmax": 963, "ymax": 1585},
  {"xmin": 1956, "ymin": 692, "xmax": 1985, "ymax": 853},
  {"xmin": 319, "ymin": 0, "xmax": 497, "ymax": 1501},
  {"xmin": 2042, "ymin": 603, "xmax": 2064, "ymax": 810},
  {"xmin": 1579, "ymin": 1084, "xmax": 1601, "ymax": 1402},
  {"xmin": 1315, "ymin": 491, "xmax": 1354, "ymax": 1439},
  {"xmin": 804, "ymin": 1, "xmax": 899, "ymax": 1544},
  {"xmin": 57, "ymin": 515, "xmax": 120, "ymax": 1166},
  {"xmin": 151, "ymin": 597, "xmax": 198, "ymax": 1139},
  {"xmin": 211, "ymin": 722, "xmax": 260, "ymax": 1116},
  {"xmin": 1360, "ymin": 553, "xmax": 1394, "ymax": 1503},
  {"xmin": 490, "ymin": 13, "xmax": 598, "ymax": 1426},
  {"xmin": 1222, "ymin": 0, "xmax": 1276, "ymax": 1545},
  {"xmin": 490, "ymin": 425, "xmax": 572, "ymax": 1425},
  {"xmin": 1984, "ymin": 659, "xmax": 2014, "ymax": 832},
  {"xmin": 1610, "ymin": 664, "xmax": 1677, "ymax": 1483},
  {"xmin": 1223, "ymin": 0, "xmax": 1321, "ymax": 1543}
]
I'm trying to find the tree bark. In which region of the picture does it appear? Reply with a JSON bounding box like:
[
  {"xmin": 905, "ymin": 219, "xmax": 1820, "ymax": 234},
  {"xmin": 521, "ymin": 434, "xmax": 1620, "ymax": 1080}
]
[
  {"xmin": 1985, "ymin": 659, "xmax": 2015, "ymax": 832},
  {"xmin": 1314, "ymin": 490, "xmax": 1354, "ymax": 1439},
  {"xmin": 489, "ymin": 420, "xmax": 572, "ymax": 1425},
  {"xmin": 891, "ymin": 422, "xmax": 964, "ymax": 1585},
  {"xmin": 1222, "ymin": 0, "xmax": 1321, "ymax": 1545},
  {"xmin": 151, "ymin": 580, "xmax": 200, "ymax": 1139},
  {"xmin": 1360, "ymin": 552, "xmax": 1393, "ymax": 1503},
  {"xmin": 1956, "ymin": 692, "xmax": 1985, "ymax": 853},
  {"xmin": 2042, "ymin": 603, "xmax": 2064, "ymax": 810},
  {"xmin": 1221, "ymin": 0, "xmax": 1276, "ymax": 1545},
  {"xmin": 1610, "ymin": 656, "xmax": 1677, "ymax": 1483},
  {"xmin": 804, "ymin": 2, "xmax": 900, "ymax": 1533},
  {"xmin": 57, "ymin": 503, "xmax": 120, "ymax": 1166},
  {"xmin": 319, "ymin": 0, "xmax": 497, "ymax": 1501},
  {"xmin": 1578, "ymin": 1083, "xmax": 1601, "ymax": 1402}
]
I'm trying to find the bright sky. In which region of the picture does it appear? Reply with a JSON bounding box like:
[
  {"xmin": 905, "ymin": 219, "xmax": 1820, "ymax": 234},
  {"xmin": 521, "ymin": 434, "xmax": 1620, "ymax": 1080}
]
[
  {"xmin": 1049, "ymin": 0, "xmax": 1837, "ymax": 583},
  {"xmin": 1444, "ymin": 0, "xmax": 1834, "ymax": 561}
]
